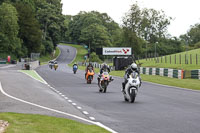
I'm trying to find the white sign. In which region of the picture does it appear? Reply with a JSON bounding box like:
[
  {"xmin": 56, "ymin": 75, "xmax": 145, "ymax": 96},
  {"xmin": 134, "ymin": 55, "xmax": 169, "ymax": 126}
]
[{"xmin": 103, "ymin": 47, "xmax": 132, "ymax": 55}]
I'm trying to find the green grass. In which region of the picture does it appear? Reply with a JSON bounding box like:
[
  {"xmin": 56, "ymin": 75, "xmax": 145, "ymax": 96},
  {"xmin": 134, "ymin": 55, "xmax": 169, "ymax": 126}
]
[
  {"xmin": 139, "ymin": 48, "xmax": 200, "ymax": 70},
  {"xmin": 39, "ymin": 47, "xmax": 60, "ymax": 65},
  {"xmin": 0, "ymin": 112, "xmax": 109, "ymax": 133},
  {"xmin": 20, "ymin": 70, "xmax": 46, "ymax": 84}
]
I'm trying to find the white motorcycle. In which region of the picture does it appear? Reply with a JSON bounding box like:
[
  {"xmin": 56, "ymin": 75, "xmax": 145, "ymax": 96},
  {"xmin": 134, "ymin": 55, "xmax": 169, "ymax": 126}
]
[{"xmin": 122, "ymin": 72, "xmax": 140, "ymax": 103}]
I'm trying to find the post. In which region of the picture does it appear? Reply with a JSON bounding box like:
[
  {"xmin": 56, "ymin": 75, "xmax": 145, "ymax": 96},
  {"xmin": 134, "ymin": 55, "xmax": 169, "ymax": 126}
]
[
  {"xmin": 175, "ymin": 55, "xmax": 176, "ymax": 64},
  {"xmin": 155, "ymin": 42, "xmax": 158, "ymax": 62},
  {"xmin": 196, "ymin": 54, "xmax": 198, "ymax": 65},
  {"xmin": 146, "ymin": 42, "xmax": 148, "ymax": 61}
]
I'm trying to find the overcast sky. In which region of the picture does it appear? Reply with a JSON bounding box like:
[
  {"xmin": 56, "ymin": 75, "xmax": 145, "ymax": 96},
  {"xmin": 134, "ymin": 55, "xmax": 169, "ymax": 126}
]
[{"xmin": 61, "ymin": 0, "xmax": 200, "ymax": 37}]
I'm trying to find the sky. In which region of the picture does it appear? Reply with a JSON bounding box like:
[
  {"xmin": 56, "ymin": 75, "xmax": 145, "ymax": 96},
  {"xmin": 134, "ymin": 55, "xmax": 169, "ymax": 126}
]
[{"xmin": 61, "ymin": 0, "xmax": 200, "ymax": 37}]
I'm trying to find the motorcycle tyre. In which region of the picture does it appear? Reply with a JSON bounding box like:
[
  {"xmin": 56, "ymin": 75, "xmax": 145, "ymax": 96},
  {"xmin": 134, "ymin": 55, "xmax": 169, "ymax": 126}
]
[{"xmin": 129, "ymin": 88, "xmax": 136, "ymax": 103}]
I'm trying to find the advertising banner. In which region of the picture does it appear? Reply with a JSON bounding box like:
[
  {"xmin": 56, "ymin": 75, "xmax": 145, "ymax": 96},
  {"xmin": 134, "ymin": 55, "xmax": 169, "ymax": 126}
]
[{"xmin": 103, "ymin": 47, "xmax": 132, "ymax": 55}]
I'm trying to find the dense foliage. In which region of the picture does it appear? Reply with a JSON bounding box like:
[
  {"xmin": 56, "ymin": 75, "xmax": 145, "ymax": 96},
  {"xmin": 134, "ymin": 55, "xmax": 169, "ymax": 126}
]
[
  {"xmin": 0, "ymin": 1, "xmax": 198, "ymax": 60},
  {"xmin": 0, "ymin": 0, "xmax": 63, "ymax": 58}
]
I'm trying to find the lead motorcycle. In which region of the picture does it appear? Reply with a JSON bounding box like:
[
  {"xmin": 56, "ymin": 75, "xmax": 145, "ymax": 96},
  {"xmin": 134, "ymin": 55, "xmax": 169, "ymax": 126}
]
[
  {"xmin": 98, "ymin": 72, "xmax": 113, "ymax": 93},
  {"xmin": 122, "ymin": 71, "xmax": 140, "ymax": 103}
]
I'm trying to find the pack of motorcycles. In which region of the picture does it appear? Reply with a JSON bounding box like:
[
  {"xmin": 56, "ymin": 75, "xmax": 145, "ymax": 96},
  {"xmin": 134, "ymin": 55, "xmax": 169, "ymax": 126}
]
[
  {"xmin": 49, "ymin": 62, "xmax": 141, "ymax": 103},
  {"xmin": 48, "ymin": 60, "xmax": 58, "ymax": 71}
]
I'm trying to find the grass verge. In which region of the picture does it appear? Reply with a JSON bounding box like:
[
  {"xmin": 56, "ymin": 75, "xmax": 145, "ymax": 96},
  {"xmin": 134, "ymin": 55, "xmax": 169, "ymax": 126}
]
[
  {"xmin": 0, "ymin": 112, "xmax": 109, "ymax": 133},
  {"xmin": 63, "ymin": 43, "xmax": 200, "ymax": 91},
  {"xmin": 139, "ymin": 48, "xmax": 200, "ymax": 70},
  {"xmin": 20, "ymin": 70, "xmax": 46, "ymax": 84}
]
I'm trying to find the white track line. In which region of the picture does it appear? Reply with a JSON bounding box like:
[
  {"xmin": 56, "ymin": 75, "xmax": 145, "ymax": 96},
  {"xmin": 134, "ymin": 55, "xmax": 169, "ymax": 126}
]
[
  {"xmin": 72, "ymin": 103, "xmax": 76, "ymax": 105},
  {"xmin": 77, "ymin": 106, "xmax": 82, "ymax": 109},
  {"xmin": 89, "ymin": 117, "xmax": 95, "ymax": 120},
  {"xmin": 68, "ymin": 100, "xmax": 72, "ymax": 103},
  {"xmin": 0, "ymin": 82, "xmax": 118, "ymax": 133},
  {"xmin": 83, "ymin": 111, "xmax": 89, "ymax": 115},
  {"xmin": 34, "ymin": 70, "xmax": 48, "ymax": 84},
  {"xmin": 64, "ymin": 97, "xmax": 68, "ymax": 100}
]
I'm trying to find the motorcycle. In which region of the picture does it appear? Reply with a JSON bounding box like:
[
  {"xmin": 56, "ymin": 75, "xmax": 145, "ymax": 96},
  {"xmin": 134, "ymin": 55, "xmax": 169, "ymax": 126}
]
[
  {"xmin": 49, "ymin": 61, "xmax": 54, "ymax": 69},
  {"xmin": 54, "ymin": 63, "xmax": 58, "ymax": 71},
  {"xmin": 98, "ymin": 72, "xmax": 112, "ymax": 93},
  {"xmin": 86, "ymin": 67, "xmax": 95, "ymax": 84},
  {"xmin": 122, "ymin": 72, "xmax": 140, "ymax": 103},
  {"xmin": 73, "ymin": 64, "xmax": 78, "ymax": 74}
]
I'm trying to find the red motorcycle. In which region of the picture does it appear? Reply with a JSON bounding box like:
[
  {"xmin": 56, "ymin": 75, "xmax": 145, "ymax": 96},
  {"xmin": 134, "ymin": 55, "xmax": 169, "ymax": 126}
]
[{"xmin": 98, "ymin": 72, "xmax": 113, "ymax": 93}]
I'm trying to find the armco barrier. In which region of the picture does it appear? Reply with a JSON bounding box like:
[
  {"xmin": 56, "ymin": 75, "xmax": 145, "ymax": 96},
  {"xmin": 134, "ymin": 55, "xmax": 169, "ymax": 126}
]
[{"xmin": 140, "ymin": 67, "xmax": 184, "ymax": 79}]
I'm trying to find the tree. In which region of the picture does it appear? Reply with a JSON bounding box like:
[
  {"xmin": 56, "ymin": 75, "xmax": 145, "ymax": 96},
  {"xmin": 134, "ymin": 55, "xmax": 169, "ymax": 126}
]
[
  {"xmin": 122, "ymin": 2, "xmax": 172, "ymax": 56},
  {"xmin": 123, "ymin": 3, "xmax": 171, "ymax": 43},
  {"xmin": 35, "ymin": 0, "xmax": 63, "ymax": 48},
  {"xmin": 15, "ymin": 2, "xmax": 42, "ymax": 55},
  {"xmin": 122, "ymin": 28, "xmax": 144, "ymax": 56},
  {"xmin": 0, "ymin": 2, "xmax": 21, "ymax": 56},
  {"xmin": 79, "ymin": 24, "xmax": 112, "ymax": 52}
]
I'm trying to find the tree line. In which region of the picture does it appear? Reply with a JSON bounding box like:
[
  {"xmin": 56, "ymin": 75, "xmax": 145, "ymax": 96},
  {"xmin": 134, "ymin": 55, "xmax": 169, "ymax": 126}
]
[
  {"xmin": 0, "ymin": 1, "xmax": 199, "ymax": 60},
  {"xmin": 0, "ymin": 0, "xmax": 63, "ymax": 59}
]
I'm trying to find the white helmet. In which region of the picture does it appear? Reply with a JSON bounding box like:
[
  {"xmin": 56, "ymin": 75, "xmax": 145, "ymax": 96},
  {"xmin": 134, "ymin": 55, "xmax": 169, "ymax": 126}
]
[{"xmin": 130, "ymin": 63, "xmax": 137, "ymax": 71}]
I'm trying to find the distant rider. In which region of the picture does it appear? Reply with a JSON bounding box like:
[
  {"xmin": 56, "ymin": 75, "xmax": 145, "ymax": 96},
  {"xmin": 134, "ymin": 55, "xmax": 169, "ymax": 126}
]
[
  {"xmin": 122, "ymin": 63, "xmax": 141, "ymax": 92},
  {"xmin": 54, "ymin": 61, "xmax": 58, "ymax": 70},
  {"xmin": 85, "ymin": 62, "xmax": 94, "ymax": 79},
  {"xmin": 73, "ymin": 62, "xmax": 78, "ymax": 69}
]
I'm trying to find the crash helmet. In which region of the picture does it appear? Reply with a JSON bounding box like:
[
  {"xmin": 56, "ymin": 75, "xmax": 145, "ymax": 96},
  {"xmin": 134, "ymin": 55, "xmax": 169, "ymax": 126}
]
[
  {"xmin": 130, "ymin": 63, "xmax": 137, "ymax": 71},
  {"xmin": 89, "ymin": 62, "xmax": 92, "ymax": 66},
  {"xmin": 102, "ymin": 63, "xmax": 108, "ymax": 69}
]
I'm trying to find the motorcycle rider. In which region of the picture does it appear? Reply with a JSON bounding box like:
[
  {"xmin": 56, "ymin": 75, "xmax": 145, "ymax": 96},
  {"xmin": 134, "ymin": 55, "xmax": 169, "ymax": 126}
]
[
  {"xmin": 73, "ymin": 62, "xmax": 78, "ymax": 69},
  {"xmin": 85, "ymin": 62, "xmax": 94, "ymax": 79},
  {"xmin": 122, "ymin": 63, "xmax": 141, "ymax": 92},
  {"xmin": 54, "ymin": 61, "xmax": 58, "ymax": 70},
  {"xmin": 97, "ymin": 63, "xmax": 112, "ymax": 83}
]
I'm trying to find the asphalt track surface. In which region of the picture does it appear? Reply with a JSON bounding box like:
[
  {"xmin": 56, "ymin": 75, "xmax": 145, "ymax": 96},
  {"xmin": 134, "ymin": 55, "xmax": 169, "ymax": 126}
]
[{"xmin": 36, "ymin": 45, "xmax": 200, "ymax": 133}]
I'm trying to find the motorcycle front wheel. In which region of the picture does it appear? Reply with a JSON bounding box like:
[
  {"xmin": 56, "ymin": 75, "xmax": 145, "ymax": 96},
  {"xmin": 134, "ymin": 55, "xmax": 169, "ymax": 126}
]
[{"xmin": 129, "ymin": 88, "xmax": 136, "ymax": 103}]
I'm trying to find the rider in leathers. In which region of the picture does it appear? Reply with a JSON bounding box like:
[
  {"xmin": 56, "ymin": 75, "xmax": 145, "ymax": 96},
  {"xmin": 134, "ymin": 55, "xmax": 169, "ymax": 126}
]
[
  {"xmin": 122, "ymin": 63, "xmax": 141, "ymax": 92},
  {"xmin": 85, "ymin": 62, "xmax": 94, "ymax": 79},
  {"xmin": 98, "ymin": 63, "xmax": 112, "ymax": 83}
]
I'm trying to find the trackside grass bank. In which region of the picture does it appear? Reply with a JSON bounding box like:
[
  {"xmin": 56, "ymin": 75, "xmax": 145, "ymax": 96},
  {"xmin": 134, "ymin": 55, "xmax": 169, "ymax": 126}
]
[
  {"xmin": 64, "ymin": 43, "xmax": 200, "ymax": 91},
  {"xmin": 139, "ymin": 48, "xmax": 200, "ymax": 70},
  {"xmin": 0, "ymin": 113, "xmax": 109, "ymax": 133}
]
